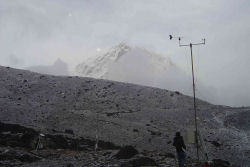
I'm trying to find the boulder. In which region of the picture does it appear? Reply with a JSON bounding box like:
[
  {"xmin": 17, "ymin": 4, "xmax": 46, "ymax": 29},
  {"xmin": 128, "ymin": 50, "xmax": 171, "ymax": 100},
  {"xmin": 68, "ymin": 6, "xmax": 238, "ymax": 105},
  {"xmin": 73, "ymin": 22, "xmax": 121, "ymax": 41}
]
[
  {"xmin": 122, "ymin": 156, "xmax": 157, "ymax": 167},
  {"xmin": 114, "ymin": 146, "xmax": 139, "ymax": 159},
  {"xmin": 213, "ymin": 159, "xmax": 230, "ymax": 167}
]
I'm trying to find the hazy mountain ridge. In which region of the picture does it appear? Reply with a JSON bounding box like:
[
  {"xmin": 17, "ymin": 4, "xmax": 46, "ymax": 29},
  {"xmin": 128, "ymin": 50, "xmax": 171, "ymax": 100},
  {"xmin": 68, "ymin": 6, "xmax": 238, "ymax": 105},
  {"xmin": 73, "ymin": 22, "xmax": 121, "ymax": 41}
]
[
  {"xmin": 0, "ymin": 66, "xmax": 250, "ymax": 166},
  {"xmin": 26, "ymin": 58, "xmax": 69, "ymax": 76},
  {"xmin": 75, "ymin": 43, "xmax": 219, "ymax": 105},
  {"xmin": 75, "ymin": 43, "xmax": 176, "ymax": 79}
]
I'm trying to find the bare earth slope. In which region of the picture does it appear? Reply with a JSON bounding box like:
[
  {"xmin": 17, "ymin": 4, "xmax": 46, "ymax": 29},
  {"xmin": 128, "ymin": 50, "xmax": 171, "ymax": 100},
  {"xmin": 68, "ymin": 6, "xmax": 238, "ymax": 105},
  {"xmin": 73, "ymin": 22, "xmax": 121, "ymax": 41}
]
[{"xmin": 0, "ymin": 66, "xmax": 250, "ymax": 166}]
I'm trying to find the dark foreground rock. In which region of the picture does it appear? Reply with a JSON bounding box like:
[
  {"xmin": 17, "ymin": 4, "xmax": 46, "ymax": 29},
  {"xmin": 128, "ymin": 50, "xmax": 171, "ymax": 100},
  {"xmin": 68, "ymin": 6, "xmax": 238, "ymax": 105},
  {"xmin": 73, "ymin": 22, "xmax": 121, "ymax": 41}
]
[
  {"xmin": 0, "ymin": 122, "xmax": 119, "ymax": 151},
  {"xmin": 0, "ymin": 122, "xmax": 38, "ymax": 149},
  {"xmin": 121, "ymin": 156, "xmax": 157, "ymax": 167},
  {"xmin": 114, "ymin": 146, "xmax": 139, "ymax": 159},
  {"xmin": 0, "ymin": 147, "xmax": 41, "ymax": 167},
  {"xmin": 213, "ymin": 159, "xmax": 231, "ymax": 167}
]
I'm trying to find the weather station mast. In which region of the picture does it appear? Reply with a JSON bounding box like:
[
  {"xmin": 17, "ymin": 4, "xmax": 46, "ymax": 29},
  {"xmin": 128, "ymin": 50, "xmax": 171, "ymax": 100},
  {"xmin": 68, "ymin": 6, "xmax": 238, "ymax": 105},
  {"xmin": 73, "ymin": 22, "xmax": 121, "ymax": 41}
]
[{"xmin": 169, "ymin": 35, "xmax": 205, "ymax": 161}]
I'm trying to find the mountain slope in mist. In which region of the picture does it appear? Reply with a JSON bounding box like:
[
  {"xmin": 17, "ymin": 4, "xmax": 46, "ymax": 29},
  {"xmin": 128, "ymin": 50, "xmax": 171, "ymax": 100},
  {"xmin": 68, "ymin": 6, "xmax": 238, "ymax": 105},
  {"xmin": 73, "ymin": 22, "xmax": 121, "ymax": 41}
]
[
  {"xmin": 26, "ymin": 58, "xmax": 69, "ymax": 76},
  {"xmin": 75, "ymin": 43, "xmax": 217, "ymax": 104}
]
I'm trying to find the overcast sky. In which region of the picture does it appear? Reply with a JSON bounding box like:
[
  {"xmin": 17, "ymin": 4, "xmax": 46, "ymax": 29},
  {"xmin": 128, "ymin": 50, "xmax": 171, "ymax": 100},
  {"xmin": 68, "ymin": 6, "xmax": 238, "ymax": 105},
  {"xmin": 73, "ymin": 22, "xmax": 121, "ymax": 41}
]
[{"xmin": 0, "ymin": 0, "xmax": 250, "ymax": 106}]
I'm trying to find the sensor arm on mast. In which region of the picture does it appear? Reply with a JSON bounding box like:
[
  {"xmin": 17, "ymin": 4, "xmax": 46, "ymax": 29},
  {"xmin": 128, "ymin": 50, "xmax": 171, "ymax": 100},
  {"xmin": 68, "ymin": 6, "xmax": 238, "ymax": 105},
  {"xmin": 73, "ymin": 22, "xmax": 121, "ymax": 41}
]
[
  {"xmin": 192, "ymin": 39, "xmax": 205, "ymax": 46},
  {"xmin": 177, "ymin": 37, "xmax": 205, "ymax": 47}
]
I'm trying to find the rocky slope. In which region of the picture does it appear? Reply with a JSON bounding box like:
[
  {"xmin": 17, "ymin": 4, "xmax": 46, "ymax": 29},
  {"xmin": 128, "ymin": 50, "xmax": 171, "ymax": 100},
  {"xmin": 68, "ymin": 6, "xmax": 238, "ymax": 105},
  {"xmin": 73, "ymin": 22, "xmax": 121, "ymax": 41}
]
[{"xmin": 0, "ymin": 66, "xmax": 250, "ymax": 166}]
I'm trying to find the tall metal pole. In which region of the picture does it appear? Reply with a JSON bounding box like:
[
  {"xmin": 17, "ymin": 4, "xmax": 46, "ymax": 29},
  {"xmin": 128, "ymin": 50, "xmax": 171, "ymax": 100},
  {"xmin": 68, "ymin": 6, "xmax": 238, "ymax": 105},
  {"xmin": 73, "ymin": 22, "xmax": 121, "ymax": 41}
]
[
  {"xmin": 190, "ymin": 43, "xmax": 199, "ymax": 161},
  {"xmin": 170, "ymin": 35, "xmax": 205, "ymax": 161}
]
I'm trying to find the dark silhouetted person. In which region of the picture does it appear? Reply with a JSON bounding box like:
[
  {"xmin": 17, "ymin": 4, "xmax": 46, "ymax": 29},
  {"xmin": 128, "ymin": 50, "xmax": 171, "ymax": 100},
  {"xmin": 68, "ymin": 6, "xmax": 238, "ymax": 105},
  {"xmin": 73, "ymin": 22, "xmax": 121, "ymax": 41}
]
[{"xmin": 173, "ymin": 132, "xmax": 186, "ymax": 167}]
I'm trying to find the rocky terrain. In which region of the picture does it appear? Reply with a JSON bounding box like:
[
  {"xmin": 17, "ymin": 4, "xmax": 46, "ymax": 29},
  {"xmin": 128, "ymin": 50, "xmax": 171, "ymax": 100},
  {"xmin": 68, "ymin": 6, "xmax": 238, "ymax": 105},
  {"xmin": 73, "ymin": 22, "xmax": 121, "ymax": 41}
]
[{"xmin": 0, "ymin": 66, "xmax": 250, "ymax": 166}]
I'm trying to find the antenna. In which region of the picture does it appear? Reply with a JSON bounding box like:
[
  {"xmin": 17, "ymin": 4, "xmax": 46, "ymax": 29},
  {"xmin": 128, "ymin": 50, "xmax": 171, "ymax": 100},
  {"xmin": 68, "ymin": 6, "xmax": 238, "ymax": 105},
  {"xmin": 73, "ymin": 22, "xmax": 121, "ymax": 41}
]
[{"xmin": 170, "ymin": 34, "xmax": 205, "ymax": 161}]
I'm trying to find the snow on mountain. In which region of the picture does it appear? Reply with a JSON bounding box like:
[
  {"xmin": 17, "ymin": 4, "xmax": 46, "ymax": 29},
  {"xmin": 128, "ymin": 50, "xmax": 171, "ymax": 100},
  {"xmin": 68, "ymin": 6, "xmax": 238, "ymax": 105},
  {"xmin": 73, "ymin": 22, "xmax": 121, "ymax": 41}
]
[
  {"xmin": 75, "ymin": 43, "xmax": 217, "ymax": 103},
  {"xmin": 76, "ymin": 43, "xmax": 132, "ymax": 79},
  {"xmin": 76, "ymin": 43, "xmax": 191, "ymax": 93}
]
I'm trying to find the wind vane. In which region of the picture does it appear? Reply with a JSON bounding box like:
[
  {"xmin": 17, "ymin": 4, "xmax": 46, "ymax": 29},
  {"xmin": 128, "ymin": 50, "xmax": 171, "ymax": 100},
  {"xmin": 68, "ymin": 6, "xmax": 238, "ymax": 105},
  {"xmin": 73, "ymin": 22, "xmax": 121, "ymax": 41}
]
[{"xmin": 170, "ymin": 34, "xmax": 205, "ymax": 161}]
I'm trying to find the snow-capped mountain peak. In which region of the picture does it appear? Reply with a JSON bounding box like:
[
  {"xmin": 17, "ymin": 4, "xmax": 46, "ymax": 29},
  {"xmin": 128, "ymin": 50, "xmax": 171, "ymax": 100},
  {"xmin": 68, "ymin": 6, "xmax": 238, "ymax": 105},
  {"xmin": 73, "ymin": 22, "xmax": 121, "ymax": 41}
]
[
  {"xmin": 106, "ymin": 42, "xmax": 133, "ymax": 61},
  {"xmin": 75, "ymin": 43, "xmax": 133, "ymax": 78},
  {"xmin": 75, "ymin": 42, "xmax": 176, "ymax": 79}
]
